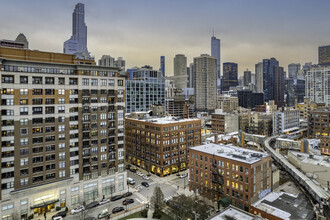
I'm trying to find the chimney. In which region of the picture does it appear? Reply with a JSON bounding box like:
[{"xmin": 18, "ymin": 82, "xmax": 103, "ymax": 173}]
[{"xmin": 214, "ymin": 134, "xmax": 218, "ymax": 144}]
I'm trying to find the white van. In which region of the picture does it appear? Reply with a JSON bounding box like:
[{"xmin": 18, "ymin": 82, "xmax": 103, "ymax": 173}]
[{"xmin": 127, "ymin": 177, "xmax": 135, "ymax": 185}]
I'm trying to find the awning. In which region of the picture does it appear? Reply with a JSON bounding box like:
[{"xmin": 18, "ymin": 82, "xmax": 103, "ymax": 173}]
[
  {"xmin": 218, "ymin": 197, "xmax": 231, "ymax": 208},
  {"xmin": 30, "ymin": 199, "xmax": 59, "ymax": 209}
]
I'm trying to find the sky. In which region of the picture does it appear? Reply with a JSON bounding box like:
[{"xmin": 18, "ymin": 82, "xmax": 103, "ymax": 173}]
[{"xmin": 1, "ymin": 0, "xmax": 330, "ymax": 76}]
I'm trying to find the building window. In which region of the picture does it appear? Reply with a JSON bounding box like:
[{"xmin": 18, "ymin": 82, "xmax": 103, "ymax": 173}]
[
  {"xmin": 59, "ymin": 170, "xmax": 66, "ymax": 178},
  {"xmin": 118, "ymin": 80, "xmax": 123, "ymax": 86},
  {"xmin": 82, "ymin": 78, "xmax": 89, "ymax": 85},
  {"xmin": 91, "ymin": 79, "xmax": 98, "ymax": 86},
  {"xmin": 20, "ymin": 89, "xmax": 28, "ymax": 95}
]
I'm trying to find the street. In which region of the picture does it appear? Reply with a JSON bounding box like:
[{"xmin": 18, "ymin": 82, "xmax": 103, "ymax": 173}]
[{"xmin": 62, "ymin": 169, "xmax": 187, "ymax": 219}]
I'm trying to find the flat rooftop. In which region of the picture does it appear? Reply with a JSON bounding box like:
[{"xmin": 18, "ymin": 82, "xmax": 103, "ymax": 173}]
[
  {"xmin": 190, "ymin": 143, "xmax": 269, "ymax": 164},
  {"xmin": 289, "ymin": 151, "xmax": 330, "ymax": 168},
  {"xmin": 252, "ymin": 192, "xmax": 314, "ymax": 220},
  {"xmin": 127, "ymin": 116, "xmax": 201, "ymax": 124},
  {"xmin": 210, "ymin": 206, "xmax": 259, "ymax": 220}
]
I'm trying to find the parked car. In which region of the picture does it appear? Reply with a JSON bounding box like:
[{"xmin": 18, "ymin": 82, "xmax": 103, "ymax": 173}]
[
  {"xmin": 97, "ymin": 211, "xmax": 110, "ymax": 219},
  {"xmin": 141, "ymin": 182, "xmax": 149, "ymax": 187},
  {"xmin": 127, "ymin": 177, "xmax": 135, "ymax": 185},
  {"xmin": 86, "ymin": 201, "xmax": 99, "ymax": 209},
  {"xmin": 180, "ymin": 173, "xmax": 188, "ymax": 178},
  {"xmin": 122, "ymin": 198, "xmax": 134, "ymax": 205},
  {"xmin": 142, "ymin": 175, "xmax": 150, "ymax": 180},
  {"xmin": 52, "ymin": 217, "xmax": 63, "ymax": 220},
  {"xmin": 71, "ymin": 205, "xmax": 85, "ymax": 214},
  {"xmin": 129, "ymin": 168, "xmax": 137, "ymax": 173},
  {"xmin": 99, "ymin": 198, "xmax": 110, "ymax": 205},
  {"xmin": 52, "ymin": 211, "xmax": 67, "ymax": 219},
  {"xmin": 112, "ymin": 207, "xmax": 125, "ymax": 214},
  {"xmin": 111, "ymin": 195, "xmax": 123, "ymax": 201},
  {"xmin": 137, "ymin": 171, "xmax": 144, "ymax": 176},
  {"xmin": 122, "ymin": 192, "xmax": 133, "ymax": 197}
]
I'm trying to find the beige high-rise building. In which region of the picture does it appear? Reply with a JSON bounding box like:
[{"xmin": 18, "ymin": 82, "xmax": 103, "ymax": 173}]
[
  {"xmin": 194, "ymin": 54, "xmax": 217, "ymax": 112},
  {"xmin": 173, "ymin": 54, "xmax": 187, "ymax": 90},
  {"xmin": 255, "ymin": 62, "xmax": 263, "ymax": 93}
]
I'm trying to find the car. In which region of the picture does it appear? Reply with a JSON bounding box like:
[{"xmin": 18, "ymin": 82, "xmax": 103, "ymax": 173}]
[
  {"xmin": 127, "ymin": 177, "xmax": 135, "ymax": 185},
  {"xmin": 112, "ymin": 207, "xmax": 125, "ymax": 214},
  {"xmin": 86, "ymin": 201, "xmax": 99, "ymax": 209},
  {"xmin": 142, "ymin": 175, "xmax": 150, "ymax": 180},
  {"xmin": 122, "ymin": 192, "xmax": 133, "ymax": 197},
  {"xmin": 122, "ymin": 198, "xmax": 134, "ymax": 205},
  {"xmin": 180, "ymin": 173, "xmax": 188, "ymax": 178},
  {"xmin": 71, "ymin": 205, "xmax": 85, "ymax": 214},
  {"xmin": 137, "ymin": 171, "xmax": 144, "ymax": 176},
  {"xmin": 129, "ymin": 168, "xmax": 137, "ymax": 173},
  {"xmin": 99, "ymin": 198, "xmax": 110, "ymax": 205},
  {"xmin": 97, "ymin": 211, "xmax": 110, "ymax": 219},
  {"xmin": 52, "ymin": 211, "xmax": 67, "ymax": 219},
  {"xmin": 110, "ymin": 195, "xmax": 123, "ymax": 201},
  {"xmin": 141, "ymin": 182, "xmax": 149, "ymax": 187},
  {"xmin": 52, "ymin": 217, "xmax": 63, "ymax": 220}
]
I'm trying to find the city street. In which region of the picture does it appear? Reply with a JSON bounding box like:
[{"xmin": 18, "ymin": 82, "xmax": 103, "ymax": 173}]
[{"xmin": 61, "ymin": 169, "xmax": 185, "ymax": 219}]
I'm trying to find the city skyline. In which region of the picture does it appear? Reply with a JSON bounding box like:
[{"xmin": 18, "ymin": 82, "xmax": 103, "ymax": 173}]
[{"xmin": 0, "ymin": 0, "xmax": 330, "ymax": 75}]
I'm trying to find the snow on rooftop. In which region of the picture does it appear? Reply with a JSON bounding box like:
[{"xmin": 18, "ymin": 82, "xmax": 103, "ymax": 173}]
[
  {"xmin": 210, "ymin": 207, "xmax": 255, "ymax": 220},
  {"xmin": 191, "ymin": 143, "xmax": 269, "ymax": 164},
  {"xmin": 128, "ymin": 116, "xmax": 200, "ymax": 124},
  {"xmin": 289, "ymin": 151, "xmax": 330, "ymax": 168}
]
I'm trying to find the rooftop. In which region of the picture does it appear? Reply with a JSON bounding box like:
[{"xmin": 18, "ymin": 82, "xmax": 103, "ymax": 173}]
[
  {"xmin": 289, "ymin": 151, "xmax": 330, "ymax": 168},
  {"xmin": 252, "ymin": 192, "xmax": 314, "ymax": 220},
  {"xmin": 127, "ymin": 116, "xmax": 201, "ymax": 124},
  {"xmin": 209, "ymin": 206, "xmax": 260, "ymax": 220},
  {"xmin": 191, "ymin": 143, "xmax": 269, "ymax": 164}
]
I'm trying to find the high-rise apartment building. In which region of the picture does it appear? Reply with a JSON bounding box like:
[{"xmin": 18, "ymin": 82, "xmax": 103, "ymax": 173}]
[
  {"xmin": 125, "ymin": 116, "xmax": 202, "ymax": 176},
  {"xmin": 263, "ymin": 58, "xmax": 279, "ymax": 101},
  {"xmin": 64, "ymin": 3, "xmax": 91, "ymax": 59},
  {"xmin": 160, "ymin": 56, "xmax": 165, "ymax": 78},
  {"xmin": 273, "ymin": 66, "xmax": 285, "ymax": 107},
  {"xmin": 308, "ymin": 108, "xmax": 330, "ymax": 155},
  {"xmin": 222, "ymin": 62, "xmax": 238, "ymax": 92},
  {"xmin": 288, "ymin": 63, "xmax": 301, "ymax": 78},
  {"xmin": 189, "ymin": 143, "xmax": 272, "ymax": 212},
  {"xmin": 211, "ymin": 35, "xmax": 221, "ymax": 89},
  {"xmin": 318, "ymin": 45, "xmax": 330, "ymax": 65},
  {"xmin": 98, "ymin": 55, "xmax": 126, "ymax": 73},
  {"xmin": 188, "ymin": 63, "xmax": 195, "ymax": 88},
  {"xmin": 243, "ymin": 70, "xmax": 252, "ymax": 86},
  {"xmin": 194, "ymin": 54, "xmax": 217, "ymax": 112},
  {"xmin": 305, "ymin": 65, "xmax": 330, "ymax": 106},
  {"xmin": 125, "ymin": 66, "xmax": 165, "ymax": 113},
  {"xmin": 255, "ymin": 62, "xmax": 263, "ymax": 93},
  {"xmin": 173, "ymin": 54, "xmax": 187, "ymax": 90},
  {"xmin": 0, "ymin": 46, "xmax": 127, "ymax": 218}
]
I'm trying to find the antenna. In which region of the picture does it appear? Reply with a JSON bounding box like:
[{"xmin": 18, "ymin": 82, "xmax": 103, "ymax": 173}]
[{"xmin": 212, "ymin": 28, "xmax": 214, "ymax": 37}]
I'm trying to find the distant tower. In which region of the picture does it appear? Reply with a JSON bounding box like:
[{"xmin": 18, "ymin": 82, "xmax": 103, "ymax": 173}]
[
  {"xmin": 15, "ymin": 33, "xmax": 28, "ymax": 49},
  {"xmin": 64, "ymin": 3, "xmax": 91, "ymax": 59},
  {"xmin": 263, "ymin": 58, "xmax": 279, "ymax": 101},
  {"xmin": 222, "ymin": 62, "xmax": 238, "ymax": 91},
  {"xmin": 243, "ymin": 70, "xmax": 252, "ymax": 86},
  {"xmin": 211, "ymin": 32, "xmax": 221, "ymax": 90},
  {"xmin": 160, "ymin": 56, "xmax": 165, "ymax": 78},
  {"xmin": 288, "ymin": 63, "xmax": 301, "ymax": 78},
  {"xmin": 174, "ymin": 54, "xmax": 187, "ymax": 90},
  {"xmin": 255, "ymin": 62, "xmax": 263, "ymax": 93}
]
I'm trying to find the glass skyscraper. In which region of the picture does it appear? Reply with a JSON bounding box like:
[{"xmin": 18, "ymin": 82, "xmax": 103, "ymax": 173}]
[
  {"xmin": 263, "ymin": 58, "xmax": 279, "ymax": 101},
  {"xmin": 211, "ymin": 36, "xmax": 221, "ymax": 89}
]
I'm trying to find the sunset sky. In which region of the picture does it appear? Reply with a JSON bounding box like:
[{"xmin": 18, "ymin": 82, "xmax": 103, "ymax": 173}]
[{"xmin": 1, "ymin": 0, "xmax": 329, "ymax": 75}]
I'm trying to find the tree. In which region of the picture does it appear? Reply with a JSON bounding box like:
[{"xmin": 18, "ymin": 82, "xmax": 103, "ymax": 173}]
[{"xmin": 150, "ymin": 186, "xmax": 165, "ymax": 216}]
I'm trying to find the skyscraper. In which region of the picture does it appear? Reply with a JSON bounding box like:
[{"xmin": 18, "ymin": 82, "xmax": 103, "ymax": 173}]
[
  {"xmin": 64, "ymin": 3, "xmax": 91, "ymax": 59},
  {"xmin": 194, "ymin": 54, "xmax": 217, "ymax": 112},
  {"xmin": 255, "ymin": 62, "xmax": 263, "ymax": 93},
  {"xmin": 160, "ymin": 56, "xmax": 165, "ymax": 78},
  {"xmin": 222, "ymin": 62, "xmax": 238, "ymax": 91},
  {"xmin": 288, "ymin": 63, "xmax": 301, "ymax": 78},
  {"xmin": 211, "ymin": 35, "xmax": 221, "ymax": 89},
  {"xmin": 243, "ymin": 70, "xmax": 252, "ymax": 86},
  {"xmin": 318, "ymin": 45, "xmax": 330, "ymax": 65},
  {"xmin": 273, "ymin": 66, "xmax": 285, "ymax": 107},
  {"xmin": 174, "ymin": 54, "xmax": 187, "ymax": 90},
  {"xmin": 263, "ymin": 58, "xmax": 279, "ymax": 101}
]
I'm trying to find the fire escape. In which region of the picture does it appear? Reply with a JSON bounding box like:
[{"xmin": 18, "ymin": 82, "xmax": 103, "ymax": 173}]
[{"xmin": 211, "ymin": 162, "xmax": 224, "ymax": 201}]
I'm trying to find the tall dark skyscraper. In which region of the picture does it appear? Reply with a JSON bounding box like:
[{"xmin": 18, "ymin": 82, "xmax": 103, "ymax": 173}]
[
  {"xmin": 160, "ymin": 56, "xmax": 165, "ymax": 77},
  {"xmin": 222, "ymin": 62, "xmax": 238, "ymax": 92},
  {"xmin": 273, "ymin": 66, "xmax": 285, "ymax": 107},
  {"xmin": 263, "ymin": 58, "xmax": 279, "ymax": 101},
  {"xmin": 64, "ymin": 3, "xmax": 91, "ymax": 59},
  {"xmin": 243, "ymin": 70, "xmax": 252, "ymax": 86},
  {"xmin": 211, "ymin": 35, "xmax": 221, "ymax": 89},
  {"xmin": 318, "ymin": 45, "xmax": 330, "ymax": 65}
]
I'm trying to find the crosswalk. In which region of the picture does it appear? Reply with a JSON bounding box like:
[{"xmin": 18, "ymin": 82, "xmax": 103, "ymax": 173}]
[
  {"xmin": 134, "ymin": 182, "xmax": 156, "ymax": 190},
  {"xmin": 135, "ymin": 191, "xmax": 148, "ymax": 203}
]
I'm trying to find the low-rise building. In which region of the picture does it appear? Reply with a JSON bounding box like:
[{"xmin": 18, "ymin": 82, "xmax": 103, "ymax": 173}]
[
  {"xmin": 166, "ymin": 95, "xmax": 194, "ymax": 118},
  {"xmin": 248, "ymin": 112, "xmax": 273, "ymax": 137},
  {"xmin": 189, "ymin": 143, "xmax": 272, "ymax": 212},
  {"xmin": 211, "ymin": 110, "xmax": 239, "ymax": 134},
  {"xmin": 255, "ymin": 100, "xmax": 277, "ymax": 113},
  {"xmin": 217, "ymin": 95, "xmax": 238, "ymax": 113},
  {"xmin": 251, "ymin": 192, "xmax": 314, "ymax": 220},
  {"xmin": 295, "ymin": 98, "xmax": 323, "ymax": 121},
  {"xmin": 125, "ymin": 116, "xmax": 202, "ymax": 176},
  {"xmin": 288, "ymin": 151, "xmax": 330, "ymax": 188},
  {"xmin": 273, "ymin": 109, "xmax": 300, "ymax": 136},
  {"xmin": 209, "ymin": 205, "xmax": 263, "ymax": 220}
]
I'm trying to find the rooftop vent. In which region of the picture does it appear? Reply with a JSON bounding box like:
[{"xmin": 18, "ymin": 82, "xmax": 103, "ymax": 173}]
[
  {"xmin": 251, "ymin": 153, "xmax": 263, "ymax": 158},
  {"xmin": 232, "ymin": 154, "xmax": 247, "ymax": 160},
  {"xmin": 217, "ymin": 149, "xmax": 224, "ymax": 154}
]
